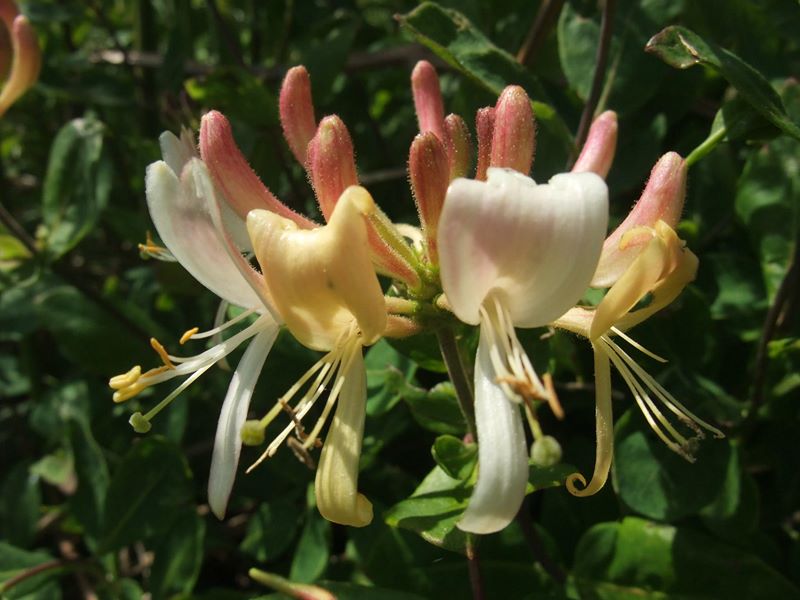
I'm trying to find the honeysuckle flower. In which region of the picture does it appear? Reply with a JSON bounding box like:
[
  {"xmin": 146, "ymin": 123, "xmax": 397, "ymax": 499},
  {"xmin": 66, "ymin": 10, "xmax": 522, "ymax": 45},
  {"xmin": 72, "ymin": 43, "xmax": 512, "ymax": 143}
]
[
  {"xmin": 438, "ymin": 167, "xmax": 609, "ymax": 533},
  {"xmin": 109, "ymin": 128, "xmax": 283, "ymax": 519},
  {"xmin": 554, "ymin": 152, "xmax": 724, "ymax": 498},
  {"xmin": 0, "ymin": 0, "xmax": 40, "ymax": 117},
  {"xmin": 245, "ymin": 185, "xmax": 386, "ymax": 527}
]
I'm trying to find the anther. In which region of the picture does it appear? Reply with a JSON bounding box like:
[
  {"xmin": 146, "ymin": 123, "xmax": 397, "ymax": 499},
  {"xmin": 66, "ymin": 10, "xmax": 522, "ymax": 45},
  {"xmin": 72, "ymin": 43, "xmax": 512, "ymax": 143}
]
[
  {"xmin": 180, "ymin": 327, "xmax": 199, "ymax": 345},
  {"xmin": 150, "ymin": 337, "xmax": 175, "ymax": 369},
  {"xmin": 109, "ymin": 365, "xmax": 142, "ymax": 390}
]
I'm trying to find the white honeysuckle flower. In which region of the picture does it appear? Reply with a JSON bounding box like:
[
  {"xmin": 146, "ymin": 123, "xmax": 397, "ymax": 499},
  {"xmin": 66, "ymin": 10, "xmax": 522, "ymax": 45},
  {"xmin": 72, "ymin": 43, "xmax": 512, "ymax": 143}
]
[
  {"xmin": 245, "ymin": 185, "xmax": 387, "ymax": 527},
  {"xmin": 109, "ymin": 130, "xmax": 282, "ymax": 520},
  {"xmin": 438, "ymin": 167, "xmax": 609, "ymax": 534}
]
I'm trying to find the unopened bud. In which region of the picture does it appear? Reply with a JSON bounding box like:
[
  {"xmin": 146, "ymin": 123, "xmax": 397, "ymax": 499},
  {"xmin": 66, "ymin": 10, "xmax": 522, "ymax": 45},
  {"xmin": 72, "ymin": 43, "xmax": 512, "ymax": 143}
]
[
  {"xmin": 0, "ymin": 11, "xmax": 41, "ymax": 117},
  {"xmin": 241, "ymin": 420, "xmax": 266, "ymax": 446},
  {"xmin": 249, "ymin": 568, "xmax": 336, "ymax": 600},
  {"xmin": 531, "ymin": 435, "xmax": 562, "ymax": 467},
  {"xmin": 443, "ymin": 114, "xmax": 471, "ymax": 180},
  {"xmin": 572, "ymin": 111, "xmax": 618, "ymax": 178},
  {"xmin": 592, "ymin": 152, "xmax": 687, "ymax": 287},
  {"xmin": 475, "ymin": 107, "xmax": 495, "ymax": 181},
  {"xmin": 490, "ymin": 86, "xmax": 535, "ymax": 175},
  {"xmin": 129, "ymin": 412, "xmax": 152, "ymax": 434},
  {"xmin": 199, "ymin": 111, "xmax": 314, "ymax": 228},
  {"xmin": 279, "ymin": 66, "xmax": 317, "ymax": 165},
  {"xmin": 307, "ymin": 115, "xmax": 358, "ymax": 221},
  {"xmin": 411, "ymin": 60, "xmax": 445, "ymax": 141},
  {"xmin": 409, "ymin": 132, "xmax": 449, "ymax": 264}
]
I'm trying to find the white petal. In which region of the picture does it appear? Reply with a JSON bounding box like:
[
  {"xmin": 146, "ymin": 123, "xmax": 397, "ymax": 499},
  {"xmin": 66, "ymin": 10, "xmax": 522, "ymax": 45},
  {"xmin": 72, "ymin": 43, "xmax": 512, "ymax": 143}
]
[
  {"xmin": 457, "ymin": 325, "xmax": 529, "ymax": 534},
  {"xmin": 208, "ymin": 323, "xmax": 279, "ymax": 519},
  {"xmin": 315, "ymin": 349, "xmax": 373, "ymax": 527},
  {"xmin": 159, "ymin": 129, "xmax": 197, "ymax": 175},
  {"xmin": 145, "ymin": 160, "xmax": 263, "ymax": 310},
  {"xmin": 438, "ymin": 168, "xmax": 608, "ymax": 327}
]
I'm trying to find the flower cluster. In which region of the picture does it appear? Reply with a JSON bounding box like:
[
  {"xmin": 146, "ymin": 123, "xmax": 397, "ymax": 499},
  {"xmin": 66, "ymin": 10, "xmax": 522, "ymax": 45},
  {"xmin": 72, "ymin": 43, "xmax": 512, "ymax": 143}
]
[{"xmin": 111, "ymin": 60, "xmax": 722, "ymax": 533}]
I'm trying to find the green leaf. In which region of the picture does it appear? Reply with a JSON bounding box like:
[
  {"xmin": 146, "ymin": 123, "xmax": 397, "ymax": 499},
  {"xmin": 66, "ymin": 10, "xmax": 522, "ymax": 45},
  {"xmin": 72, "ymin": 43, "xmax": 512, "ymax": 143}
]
[
  {"xmin": 41, "ymin": 116, "xmax": 113, "ymax": 258},
  {"xmin": 240, "ymin": 499, "xmax": 300, "ymax": 563},
  {"xmin": 646, "ymin": 26, "xmax": 800, "ymax": 141},
  {"xmin": 319, "ymin": 581, "xmax": 426, "ymax": 599},
  {"xmin": 431, "ymin": 435, "xmax": 476, "ymax": 481},
  {"xmin": 612, "ymin": 409, "xmax": 732, "ymax": 521},
  {"xmin": 384, "ymin": 465, "xmax": 470, "ymax": 554},
  {"xmin": 0, "ymin": 463, "xmax": 41, "ymax": 549},
  {"xmin": 30, "ymin": 449, "xmax": 75, "ymax": 490},
  {"xmin": 67, "ymin": 416, "xmax": 109, "ymax": 544},
  {"xmin": 366, "ymin": 339, "xmax": 418, "ymax": 416},
  {"xmin": 289, "ymin": 506, "xmax": 330, "ymax": 583},
  {"xmin": 573, "ymin": 517, "xmax": 800, "ymax": 599},
  {"xmin": 403, "ymin": 381, "xmax": 467, "ymax": 436},
  {"xmin": 149, "ymin": 511, "xmax": 206, "ymax": 599},
  {"xmin": 0, "ymin": 543, "xmax": 61, "ymax": 600},
  {"xmin": 0, "ymin": 235, "xmax": 32, "ymax": 270},
  {"xmin": 397, "ymin": 1, "xmax": 574, "ymax": 154},
  {"xmin": 99, "ymin": 437, "xmax": 193, "ymax": 553}
]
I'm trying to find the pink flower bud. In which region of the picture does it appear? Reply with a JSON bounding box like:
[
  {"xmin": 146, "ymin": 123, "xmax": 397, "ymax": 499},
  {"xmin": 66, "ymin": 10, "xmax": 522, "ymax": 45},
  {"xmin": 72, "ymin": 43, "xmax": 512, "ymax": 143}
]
[
  {"xmin": 307, "ymin": 115, "xmax": 358, "ymax": 221},
  {"xmin": 592, "ymin": 152, "xmax": 687, "ymax": 287},
  {"xmin": 279, "ymin": 66, "xmax": 317, "ymax": 165},
  {"xmin": 443, "ymin": 113, "xmax": 471, "ymax": 180},
  {"xmin": 199, "ymin": 110, "xmax": 315, "ymax": 228},
  {"xmin": 411, "ymin": 60, "xmax": 445, "ymax": 141},
  {"xmin": 475, "ymin": 107, "xmax": 495, "ymax": 181},
  {"xmin": 0, "ymin": 8, "xmax": 41, "ymax": 117},
  {"xmin": 409, "ymin": 132, "xmax": 449, "ymax": 263},
  {"xmin": 490, "ymin": 86, "xmax": 536, "ymax": 175},
  {"xmin": 572, "ymin": 111, "xmax": 618, "ymax": 178}
]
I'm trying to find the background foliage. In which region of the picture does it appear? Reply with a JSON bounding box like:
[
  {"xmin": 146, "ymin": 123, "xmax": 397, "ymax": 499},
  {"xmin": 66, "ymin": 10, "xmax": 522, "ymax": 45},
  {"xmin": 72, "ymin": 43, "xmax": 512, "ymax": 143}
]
[{"xmin": 1, "ymin": 0, "xmax": 800, "ymax": 598}]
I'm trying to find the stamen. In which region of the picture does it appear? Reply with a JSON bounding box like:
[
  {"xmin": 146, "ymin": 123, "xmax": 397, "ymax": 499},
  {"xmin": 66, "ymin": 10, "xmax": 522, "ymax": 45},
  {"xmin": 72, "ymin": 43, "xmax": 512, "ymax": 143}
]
[
  {"xmin": 150, "ymin": 337, "xmax": 176, "ymax": 369},
  {"xmin": 188, "ymin": 307, "xmax": 258, "ymax": 341},
  {"xmin": 610, "ymin": 326, "xmax": 667, "ymax": 363},
  {"xmin": 180, "ymin": 327, "xmax": 199, "ymax": 344},
  {"xmin": 138, "ymin": 231, "xmax": 176, "ymax": 262},
  {"xmin": 109, "ymin": 365, "xmax": 142, "ymax": 390}
]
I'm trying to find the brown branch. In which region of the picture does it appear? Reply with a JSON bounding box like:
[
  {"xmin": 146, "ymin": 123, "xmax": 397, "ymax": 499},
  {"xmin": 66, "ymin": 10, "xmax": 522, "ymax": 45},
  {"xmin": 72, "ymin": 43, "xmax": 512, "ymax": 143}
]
[
  {"xmin": 573, "ymin": 0, "xmax": 617, "ymax": 155},
  {"xmin": 516, "ymin": 0, "xmax": 566, "ymax": 66},
  {"xmin": 436, "ymin": 327, "xmax": 476, "ymax": 438},
  {"xmin": 466, "ymin": 534, "xmax": 486, "ymax": 600},
  {"xmin": 516, "ymin": 497, "xmax": 567, "ymax": 584}
]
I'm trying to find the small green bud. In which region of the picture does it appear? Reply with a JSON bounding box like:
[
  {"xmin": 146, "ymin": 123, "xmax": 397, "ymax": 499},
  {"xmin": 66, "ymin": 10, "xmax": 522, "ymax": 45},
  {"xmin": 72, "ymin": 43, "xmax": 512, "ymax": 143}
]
[
  {"xmin": 241, "ymin": 420, "xmax": 266, "ymax": 446},
  {"xmin": 531, "ymin": 435, "xmax": 562, "ymax": 467},
  {"xmin": 129, "ymin": 412, "xmax": 152, "ymax": 434}
]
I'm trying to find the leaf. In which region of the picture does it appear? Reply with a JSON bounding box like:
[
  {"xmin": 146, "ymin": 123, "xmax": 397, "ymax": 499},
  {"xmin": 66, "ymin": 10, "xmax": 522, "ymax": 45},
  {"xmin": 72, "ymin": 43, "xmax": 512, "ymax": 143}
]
[
  {"xmin": 318, "ymin": 581, "xmax": 426, "ymax": 599},
  {"xmin": 240, "ymin": 498, "xmax": 300, "ymax": 563},
  {"xmin": 403, "ymin": 381, "xmax": 467, "ymax": 436},
  {"xmin": 67, "ymin": 417, "xmax": 109, "ymax": 545},
  {"xmin": 0, "ymin": 543, "xmax": 60, "ymax": 600},
  {"xmin": 149, "ymin": 511, "xmax": 206, "ymax": 599},
  {"xmin": 646, "ymin": 26, "xmax": 800, "ymax": 141},
  {"xmin": 289, "ymin": 504, "xmax": 330, "ymax": 584},
  {"xmin": 99, "ymin": 437, "xmax": 193, "ymax": 553},
  {"xmin": 366, "ymin": 339, "xmax": 417, "ymax": 416},
  {"xmin": 573, "ymin": 517, "xmax": 800, "ymax": 599},
  {"xmin": 41, "ymin": 116, "xmax": 113, "ymax": 258},
  {"xmin": 0, "ymin": 463, "xmax": 41, "ymax": 549},
  {"xmin": 612, "ymin": 409, "xmax": 732, "ymax": 521},
  {"xmin": 397, "ymin": 2, "xmax": 575, "ymax": 154},
  {"xmin": 431, "ymin": 435, "xmax": 476, "ymax": 481}
]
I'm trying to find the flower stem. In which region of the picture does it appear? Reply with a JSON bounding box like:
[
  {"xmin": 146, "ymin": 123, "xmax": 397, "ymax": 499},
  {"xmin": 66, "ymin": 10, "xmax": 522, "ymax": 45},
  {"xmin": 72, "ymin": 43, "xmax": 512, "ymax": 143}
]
[
  {"xmin": 466, "ymin": 534, "xmax": 486, "ymax": 600},
  {"xmin": 685, "ymin": 124, "xmax": 727, "ymax": 168},
  {"xmin": 436, "ymin": 327, "xmax": 476, "ymax": 438}
]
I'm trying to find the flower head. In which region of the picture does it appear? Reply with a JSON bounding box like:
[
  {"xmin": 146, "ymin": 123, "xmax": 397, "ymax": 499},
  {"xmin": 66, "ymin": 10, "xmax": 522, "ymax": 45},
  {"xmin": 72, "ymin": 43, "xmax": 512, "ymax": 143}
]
[{"xmin": 0, "ymin": 0, "xmax": 40, "ymax": 117}]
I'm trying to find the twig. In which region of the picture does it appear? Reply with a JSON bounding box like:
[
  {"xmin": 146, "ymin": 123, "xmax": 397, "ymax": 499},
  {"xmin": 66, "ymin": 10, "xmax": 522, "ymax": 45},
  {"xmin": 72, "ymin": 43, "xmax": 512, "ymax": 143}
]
[
  {"xmin": 748, "ymin": 241, "xmax": 800, "ymax": 421},
  {"xmin": 516, "ymin": 0, "xmax": 566, "ymax": 66},
  {"xmin": 573, "ymin": 0, "xmax": 617, "ymax": 154},
  {"xmin": 516, "ymin": 497, "xmax": 567, "ymax": 584},
  {"xmin": 466, "ymin": 534, "xmax": 486, "ymax": 600},
  {"xmin": 436, "ymin": 327, "xmax": 476, "ymax": 437}
]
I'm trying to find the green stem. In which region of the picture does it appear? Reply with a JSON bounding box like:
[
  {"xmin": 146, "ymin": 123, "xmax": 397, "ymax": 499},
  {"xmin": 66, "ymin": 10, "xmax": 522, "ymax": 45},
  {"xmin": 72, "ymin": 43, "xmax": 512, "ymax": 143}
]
[
  {"xmin": 685, "ymin": 125, "xmax": 727, "ymax": 168},
  {"xmin": 436, "ymin": 327, "xmax": 476, "ymax": 438}
]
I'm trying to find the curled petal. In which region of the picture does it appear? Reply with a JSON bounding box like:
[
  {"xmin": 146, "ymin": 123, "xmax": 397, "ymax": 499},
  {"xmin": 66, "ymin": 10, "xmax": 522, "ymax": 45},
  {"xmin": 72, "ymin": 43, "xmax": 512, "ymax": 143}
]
[
  {"xmin": 457, "ymin": 325, "xmax": 528, "ymax": 534},
  {"xmin": 566, "ymin": 345, "xmax": 614, "ymax": 497},
  {"xmin": 199, "ymin": 110, "xmax": 315, "ymax": 228},
  {"xmin": 592, "ymin": 152, "xmax": 686, "ymax": 287},
  {"xmin": 411, "ymin": 60, "xmax": 445, "ymax": 140},
  {"xmin": 439, "ymin": 168, "xmax": 608, "ymax": 327},
  {"xmin": 145, "ymin": 160, "xmax": 264, "ymax": 310},
  {"xmin": 572, "ymin": 111, "xmax": 618, "ymax": 178},
  {"xmin": 248, "ymin": 186, "xmax": 387, "ymax": 351},
  {"xmin": 279, "ymin": 65, "xmax": 317, "ymax": 165},
  {"xmin": 0, "ymin": 15, "xmax": 41, "ymax": 117},
  {"xmin": 208, "ymin": 325, "xmax": 279, "ymax": 519},
  {"xmin": 315, "ymin": 349, "xmax": 373, "ymax": 527}
]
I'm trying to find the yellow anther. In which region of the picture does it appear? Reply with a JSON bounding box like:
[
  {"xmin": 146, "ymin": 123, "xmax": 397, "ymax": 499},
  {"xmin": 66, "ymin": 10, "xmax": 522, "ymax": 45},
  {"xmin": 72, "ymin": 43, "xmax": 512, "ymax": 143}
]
[
  {"xmin": 180, "ymin": 327, "xmax": 199, "ymax": 345},
  {"xmin": 542, "ymin": 373, "xmax": 564, "ymax": 421},
  {"xmin": 109, "ymin": 365, "xmax": 142, "ymax": 390},
  {"xmin": 150, "ymin": 337, "xmax": 175, "ymax": 369},
  {"xmin": 113, "ymin": 383, "xmax": 145, "ymax": 403}
]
